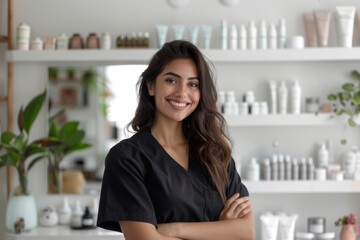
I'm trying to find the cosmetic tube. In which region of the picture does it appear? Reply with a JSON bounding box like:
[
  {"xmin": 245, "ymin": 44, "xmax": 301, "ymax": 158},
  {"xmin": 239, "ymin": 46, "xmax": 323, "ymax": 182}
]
[
  {"xmin": 335, "ymin": 6, "xmax": 356, "ymax": 48},
  {"xmin": 172, "ymin": 25, "xmax": 185, "ymax": 40},
  {"xmin": 278, "ymin": 18, "xmax": 287, "ymax": 48},
  {"xmin": 188, "ymin": 26, "xmax": 199, "ymax": 45},
  {"xmin": 202, "ymin": 25, "xmax": 212, "ymax": 49},
  {"xmin": 314, "ymin": 10, "xmax": 332, "ymax": 47},
  {"xmin": 279, "ymin": 214, "xmax": 298, "ymax": 240},
  {"xmin": 155, "ymin": 25, "xmax": 168, "ymax": 48},
  {"xmin": 303, "ymin": 13, "xmax": 318, "ymax": 47},
  {"xmin": 239, "ymin": 24, "xmax": 247, "ymax": 49},
  {"xmin": 258, "ymin": 19, "xmax": 267, "ymax": 49},
  {"xmin": 278, "ymin": 80, "xmax": 288, "ymax": 114},
  {"xmin": 269, "ymin": 81, "xmax": 277, "ymax": 114},
  {"xmin": 248, "ymin": 20, "xmax": 257, "ymax": 49},
  {"xmin": 230, "ymin": 24, "xmax": 238, "ymax": 50},
  {"xmin": 268, "ymin": 23, "xmax": 277, "ymax": 49},
  {"xmin": 260, "ymin": 214, "xmax": 280, "ymax": 240},
  {"xmin": 220, "ymin": 20, "xmax": 228, "ymax": 49}
]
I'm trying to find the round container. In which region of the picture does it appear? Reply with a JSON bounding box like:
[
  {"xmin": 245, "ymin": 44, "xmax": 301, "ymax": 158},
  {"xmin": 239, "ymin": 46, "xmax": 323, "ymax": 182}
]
[
  {"xmin": 251, "ymin": 102, "xmax": 260, "ymax": 115},
  {"xmin": 239, "ymin": 102, "xmax": 249, "ymax": 115},
  {"xmin": 315, "ymin": 168, "xmax": 327, "ymax": 181},
  {"xmin": 295, "ymin": 232, "xmax": 315, "ymax": 240},
  {"xmin": 305, "ymin": 98, "xmax": 320, "ymax": 113},
  {"xmin": 308, "ymin": 217, "xmax": 326, "ymax": 234},
  {"xmin": 317, "ymin": 232, "xmax": 335, "ymax": 240},
  {"xmin": 259, "ymin": 102, "xmax": 268, "ymax": 115},
  {"xmin": 16, "ymin": 23, "xmax": 31, "ymax": 50},
  {"xmin": 289, "ymin": 35, "xmax": 305, "ymax": 49},
  {"xmin": 69, "ymin": 33, "xmax": 84, "ymax": 49},
  {"xmin": 100, "ymin": 32, "xmax": 111, "ymax": 50},
  {"xmin": 56, "ymin": 33, "xmax": 68, "ymax": 50},
  {"xmin": 86, "ymin": 33, "xmax": 100, "ymax": 49},
  {"xmin": 30, "ymin": 38, "xmax": 43, "ymax": 50}
]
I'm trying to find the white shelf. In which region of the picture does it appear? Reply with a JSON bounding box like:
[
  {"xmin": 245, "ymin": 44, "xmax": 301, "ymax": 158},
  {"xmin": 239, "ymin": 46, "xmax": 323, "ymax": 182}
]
[
  {"xmin": 243, "ymin": 180, "xmax": 360, "ymax": 193},
  {"xmin": 6, "ymin": 47, "xmax": 360, "ymax": 64},
  {"xmin": 225, "ymin": 113, "xmax": 340, "ymax": 126}
]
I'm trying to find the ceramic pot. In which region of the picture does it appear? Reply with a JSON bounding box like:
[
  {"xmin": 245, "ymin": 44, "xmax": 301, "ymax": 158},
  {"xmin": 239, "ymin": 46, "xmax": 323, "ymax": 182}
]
[
  {"xmin": 6, "ymin": 195, "xmax": 38, "ymax": 232},
  {"xmin": 340, "ymin": 224, "xmax": 356, "ymax": 240}
]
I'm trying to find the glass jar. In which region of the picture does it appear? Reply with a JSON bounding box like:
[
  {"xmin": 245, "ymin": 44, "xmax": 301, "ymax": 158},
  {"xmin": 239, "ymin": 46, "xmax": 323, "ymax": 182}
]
[
  {"xmin": 308, "ymin": 217, "xmax": 326, "ymax": 234},
  {"xmin": 305, "ymin": 98, "xmax": 320, "ymax": 113}
]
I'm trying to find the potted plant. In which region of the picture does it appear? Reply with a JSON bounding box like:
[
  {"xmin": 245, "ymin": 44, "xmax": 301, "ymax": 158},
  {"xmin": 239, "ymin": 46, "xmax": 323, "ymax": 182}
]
[
  {"xmin": 335, "ymin": 213, "xmax": 360, "ymax": 240},
  {"xmin": 46, "ymin": 109, "xmax": 92, "ymax": 193},
  {"xmin": 0, "ymin": 91, "xmax": 57, "ymax": 231},
  {"xmin": 327, "ymin": 70, "xmax": 360, "ymax": 144}
]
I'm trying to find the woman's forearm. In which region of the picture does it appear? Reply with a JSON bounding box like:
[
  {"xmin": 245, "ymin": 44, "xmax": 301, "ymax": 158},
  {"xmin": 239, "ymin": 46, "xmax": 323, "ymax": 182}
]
[{"xmin": 158, "ymin": 212, "xmax": 255, "ymax": 240}]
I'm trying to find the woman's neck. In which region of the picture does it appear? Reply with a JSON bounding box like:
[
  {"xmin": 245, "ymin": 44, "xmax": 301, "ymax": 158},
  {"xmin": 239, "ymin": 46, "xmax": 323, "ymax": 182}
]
[{"xmin": 151, "ymin": 119, "xmax": 186, "ymax": 147}]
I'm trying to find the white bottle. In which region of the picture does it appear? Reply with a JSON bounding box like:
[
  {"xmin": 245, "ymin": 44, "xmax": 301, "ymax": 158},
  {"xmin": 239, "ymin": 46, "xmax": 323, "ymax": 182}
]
[
  {"xmin": 343, "ymin": 148, "xmax": 356, "ymax": 179},
  {"xmin": 56, "ymin": 33, "xmax": 68, "ymax": 50},
  {"xmin": 269, "ymin": 81, "xmax": 277, "ymax": 114},
  {"xmin": 16, "ymin": 23, "xmax": 31, "ymax": 50},
  {"xmin": 71, "ymin": 200, "xmax": 83, "ymax": 228},
  {"xmin": 238, "ymin": 24, "xmax": 247, "ymax": 50},
  {"xmin": 285, "ymin": 155, "xmax": 292, "ymax": 180},
  {"xmin": 292, "ymin": 158, "xmax": 299, "ymax": 180},
  {"xmin": 262, "ymin": 158, "xmax": 271, "ymax": 181},
  {"xmin": 299, "ymin": 157, "xmax": 307, "ymax": 180},
  {"xmin": 100, "ymin": 32, "xmax": 111, "ymax": 50},
  {"xmin": 271, "ymin": 154, "xmax": 278, "ymax": 181},
  {"xmin": 307, "ymin": 157, "xmax": 315, "ymax": 180},
  {"xmin": 89, "ymin": 198, "xmax": 99, "ymax": 224},
  {"xmin": 258, "ymin": 19, "xmax": 267, "ymax": 49},
  {"xmin": 220, "ymin": 20, "xmax": 228, "ymax": 50},
  {"xmin": 278, "ymin": 154, "xmax": 285, "ymax": 180},
  {"xmin": 247, "ymin": 158, "xmax": 260, "ymax": 181},
  {"xmin": 268, "ymin": 23, "xmax": 277, "ymax": 49},
  {"xmin": 278, "ymin": 80, "xmax": 288, "ymax": 114},
  {"xmin": 229, "ymin": 24, "xmax": 238, "ymax": 50},
  {"xmin": 290, "ymin": 79, "xmax": 302, "ymax": 114},
  {"xmin": 59, "ymin": 197, "xmax": 72, "ymax": 225},
  {"xmin": 277, "ymin": 18, "xmax": 287, "ymax": 48},
  {"xmin": 317, "ymin": 143, "xmax": 329, "ymax": 168},
  {"xmin": 247, "ymin": 20, "xmax": 257, "ymax": 49}
]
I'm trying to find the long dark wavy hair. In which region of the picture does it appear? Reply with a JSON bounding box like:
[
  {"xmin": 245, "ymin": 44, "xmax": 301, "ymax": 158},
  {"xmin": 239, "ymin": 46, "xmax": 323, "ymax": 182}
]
[{"xmin": 130, "ymin": 40, "xmax": 232, "ymax": 202}]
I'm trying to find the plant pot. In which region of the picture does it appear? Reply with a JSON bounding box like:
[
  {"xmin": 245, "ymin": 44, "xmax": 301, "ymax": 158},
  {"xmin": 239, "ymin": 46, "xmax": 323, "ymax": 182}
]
[
  {"xmin": 340, "ymin": 224, "xmax": 356, "ymax": 240},
  {"xmin": 6, "ymin": 195, "xmax": 38, "ymax": 232}
]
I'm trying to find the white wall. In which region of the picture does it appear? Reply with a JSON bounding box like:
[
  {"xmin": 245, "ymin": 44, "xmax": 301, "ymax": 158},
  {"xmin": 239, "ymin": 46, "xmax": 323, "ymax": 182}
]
[{"xmin": 2, "ymin": 0, "xmax": 360, "ymax": 238}]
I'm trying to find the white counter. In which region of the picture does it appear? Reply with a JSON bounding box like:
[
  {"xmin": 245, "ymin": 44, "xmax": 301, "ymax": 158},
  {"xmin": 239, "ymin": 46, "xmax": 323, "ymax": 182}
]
[{"xmin": 5, "ymin": 226, "xmax": 125, "ymax": 240}]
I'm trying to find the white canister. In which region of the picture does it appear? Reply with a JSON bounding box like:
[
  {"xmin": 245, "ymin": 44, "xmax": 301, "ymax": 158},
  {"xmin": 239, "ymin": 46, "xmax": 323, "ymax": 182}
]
[
  {"xmin": 315, "ymin": 168, "xmax": 327, "ymax": 181},
  {"xmin": 101, "ymin": 32, "xmax": 111, "ymax": 50},
  {"xmin": 239, "ymin": 102, "xmax": 249, "ymax": 115},
  {"xmin": 56, "ymin": 33, "xmax": 68, "ymax": 50},
  {"xmin": 16, "ymin": 23, "xmax": 31, "ymax": 50},
  {"xmin": 289, "ymin": 36, "xmax": 305, "ymax": 49},
  {"xmin": 30, "ymin": 38, "xmax": 43, "ymax": 50},
  {"xmin": 251, "ymin": 102, "xmax": 260, "ymax": 115},
  {"xmin": 246, "ymin": 158, "xmax": 260, "ymax": 181},
  {"xmin": 259, "ymin": 102, "xmax": 268, "ymax": 115}
]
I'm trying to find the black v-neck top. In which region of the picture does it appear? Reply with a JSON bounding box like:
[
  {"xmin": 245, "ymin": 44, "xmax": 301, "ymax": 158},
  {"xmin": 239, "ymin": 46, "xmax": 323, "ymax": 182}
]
[{"xmin": 97, "ymin": 130, "xmax": 249, "ymax": 232}]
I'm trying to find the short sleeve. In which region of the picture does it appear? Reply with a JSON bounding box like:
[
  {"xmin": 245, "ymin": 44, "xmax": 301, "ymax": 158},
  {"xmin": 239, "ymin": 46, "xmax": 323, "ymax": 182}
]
[
  {"xmin": 225, "ymin": 158, "xmax": 249, "ymax": 198},
  {"xmin": 96, "ymin": 144, "xmax": 157, "ymax": 232}
]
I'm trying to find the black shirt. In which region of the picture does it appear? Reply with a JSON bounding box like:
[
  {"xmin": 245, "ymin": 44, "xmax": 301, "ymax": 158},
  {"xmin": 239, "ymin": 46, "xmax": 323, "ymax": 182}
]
[{"xmin": 97, "ymin": 130, "xmax": 249, "ymax": 232}]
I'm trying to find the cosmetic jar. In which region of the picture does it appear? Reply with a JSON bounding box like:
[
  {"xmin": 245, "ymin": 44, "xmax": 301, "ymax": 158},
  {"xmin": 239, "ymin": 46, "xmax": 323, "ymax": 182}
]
[
  {"xmin": 305, "ymin": 98, "xmax": 320, "ymax": 113},
  {"xmin": 308, "ymin": 217, "xmax": 326, "ymax": 234},
  {"xmin": 317, "ymin": 232, "xmax": 335, "ymax": 240},
  {"xmin": 315, "ymin": 168, "xmax": 327, "ymax": 181},
  {"xmin": 289, "ymin": 36, "xmax": 305, "ymax": 49},
  {"xmin": 295, "ymin": 232, "xmax": 315, "ymax": 240},
  {"xmin": 30, "ymin": 38, "xmax": 43, "ymax": 50}
]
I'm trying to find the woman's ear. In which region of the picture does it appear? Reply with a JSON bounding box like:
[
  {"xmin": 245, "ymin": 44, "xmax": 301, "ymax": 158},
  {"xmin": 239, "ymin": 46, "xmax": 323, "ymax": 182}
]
[{"xmin": 147, "ymin": 82, "xmax": 155, "ymax": 96}]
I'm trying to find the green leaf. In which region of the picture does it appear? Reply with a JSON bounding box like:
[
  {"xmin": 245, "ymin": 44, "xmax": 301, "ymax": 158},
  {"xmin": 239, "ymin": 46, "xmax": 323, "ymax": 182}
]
[
  {"xmin": 22, "ymin": 91, "xmax": 47, "ymax": 134},
  {"xmin": 353, "ymin": 91, "xmax": 360, "ymax": 105},
  {"xmin": 348, "ymin": 118, "xmax": 357, "ymax": 127},
  {"xmin": 339, "ymin": 92, "xmax": 351, "ymax": 102},
  {"xmin": 342, "ymin": 83, "xmax": 355, "ymax": 92},
  {"xmin": 341, "ymin": 139, "xmax": 347, "ymax": 145},
  {"xmin": 27, "ymin": 155, "xmax": 47, "ymax": 171},
  {"xmin": 336, "ymin": 109, "xmax": 343, "ymax": 116},
  {"xmin": 48, "ymin": 121, "xmax": 58, "ymax": 138},
  {"xmin": 327, "ymin": 94, "xmax": 337, "ymax": 101},
  {"xmin": 351, "ymin": 70, "xmax": 360, "ymax": 81},
  {"xmin": 58, "ymin": 121, "xmax": 80, "ymax": 140},
  {"xmin": 343, "ymin": 109, "xmax": 353, "ymax": 116},
  {"xmin": 1, "ymin": 131, "xmax": 16, "ymax": 144}
]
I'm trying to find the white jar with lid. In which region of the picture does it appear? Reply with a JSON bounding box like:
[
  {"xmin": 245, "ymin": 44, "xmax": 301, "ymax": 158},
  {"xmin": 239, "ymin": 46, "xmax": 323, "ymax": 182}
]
[
  {"xmin": 317, "ymin": 232, "xmax": 335, "ymax": 240},
  {"xmin": 56, "ymin": 33, "xmax": 68, "ymax": 50},
  {"xmin": 101, "ymin": 32, "xmax": 111, "ymax": 50},
  {"xmin": 30, "ymin": 38, "xmax": 43, "ymax": 50},
  {"xmin": 251, "ymin": 102, "xmax": 260, "ymax": 115},
  {"xmin": 295, "ymin": 232, "xmax": 315, "ymax": 240},
  {"xmin": 17, "ymin": 23, "xmax": 31, "ymax": 50},
  {"xmin": 308, "ymin": 217, "xmax": 326, "ymax": 234}
]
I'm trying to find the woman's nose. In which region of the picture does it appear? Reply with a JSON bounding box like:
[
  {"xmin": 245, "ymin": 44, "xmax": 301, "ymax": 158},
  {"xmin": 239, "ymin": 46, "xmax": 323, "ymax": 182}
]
[{"xmin": 174, "ymin": 83, "xmax": 187, "ymax": 97}]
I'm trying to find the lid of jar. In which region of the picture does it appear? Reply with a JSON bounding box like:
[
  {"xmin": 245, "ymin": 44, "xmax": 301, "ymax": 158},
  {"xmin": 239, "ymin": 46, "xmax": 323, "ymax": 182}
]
[
  {"xmin": 305, "ymin": 97, "xmax": 319, "ymax": 103},
  {"xmin": 295, "ymin": 232, "xmax": 315, "ymax": 238},
  {"xmin": 308, "ymin": 217, "xmax": 325, "ymax": 224},
  {"xmin": 317, "ymin": 232, "xmax": 335, "ymax": 238}
]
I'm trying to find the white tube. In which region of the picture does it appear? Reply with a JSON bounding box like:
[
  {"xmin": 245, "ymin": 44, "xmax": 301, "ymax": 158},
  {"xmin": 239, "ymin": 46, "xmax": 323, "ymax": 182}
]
[
  {"xmin": 269, "ymin": 81, "xmax": 277, "ymax": 114},
  {"xmin": 172, "ymin": 25, "xmax": 185, "ymax": 40},
  {"xmin": 279, "ymin": 214, "xmax": 298, "ymax": 240},
  {"xmin": 268, "ymin": 23, "xmax": 277, "ymax": 49},
  {"xmin": 220, "ymin": 20, "xmax": 228, "ymax": 49},
  {"xmin": 155, "ymin": 25, "xmax": 168, "ymax": 48},
  {"xmin": 258, "ymin": 19, "xmax": 267, "ymax": 49},
  {"xmin": 248, "ymin": 20, "xmax": 257, "ymax": 49},
  {"xmin": 238, "ymin": 24, "xmax": 247, "ymax": 50},
  {"xmin": 230, "ymin": 24, "xmax": 238, "ymax": 50},
  {"xmin": 335, "ymin": 6, "xmax": 356, "ymax": 48},
  {"xmin": 278, "ymin": 18, "xmax": 287, "ymax": 48},
  {"xmin": 260, "ymin": 214, "xmax": 279, "ymax": 240},
  {"xmin": 188, "ymin": 26, "xmax": 199, "ymax": 45},
  {"xmin": 202, "ymin": 25, "xmax": 212, "ymax": 49}
]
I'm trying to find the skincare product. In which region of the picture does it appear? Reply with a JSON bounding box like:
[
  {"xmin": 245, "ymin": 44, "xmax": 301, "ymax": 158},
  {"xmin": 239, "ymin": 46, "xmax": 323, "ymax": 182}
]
[
  {"xmin": 100, "ymin": 32, "xmax": 111, "ymax": 50},
  {"xmin": 56, "ymin": 33, "xmax": 68, "ymax": 50},
  {"xmin": 335, "ymin": 6, "xmax": 356, "ymax": 48},
  {"xmin": 305, "ymin": 98, "xmax": 320, "ymax": 113},
  {"xmin": 30, "ymin": 38, "xmax": 43, "ymax": 51},
  {"xmin": 285, "ymin": 155, "xmax": 292, "ymax": 180},
  {"xmin": 188, "ymin": 26, "xmax": 199, "ymax": 45},
  {"xmin": 44, "ymin": 36, "xmax": 56, "ymax": 50},
  {"xmin": 229, "ymin": 24, "xmax": 238, "ymax": 50},
  {"xmin": 86, "ymin": 33, "xmax": 100, "ymax": 49},
  {"xmin": 218, "ymin": 91, "xmax": 226, "ymax": 113},
  {"xmin": 239, "ymin": 24, "xmax": 247, "ymax": 49},
  {"xmin": 71, "ymin": 200, "xmax": 83, "ymax": 228},
  {"xmin": 59, "ymin": 197, "xmax": 72, "ymax": 225},
  {"xmin": 268, "ymin": 23, "xmax": 277, "ymax": 49},
  {"xmin": 251, "ymin": 102, "xmax": 260, "ymax": 115},
  {"xmin": 69, "ymin": 33, "xmax": 84, "ymax": 49},
  {"xmin": 271, "ymin": 154, "xmax": 278, "ymax": 181},
  {"xmin": 295, "ymin": 232, "xmax": 315, "ymax": 240},
  {"xmin": 248, "ymin": 20, "xmax": 257, "ymax": 49},
  {"xmin": 202, "ymin": 25, "xmax": 212, "ymax": 49},
  {"xmin": 279, "ymin": 214, "xmax": 298, "ymax": 240},
  {"xmin": 89, "ymin": 198, "xmax": 98, "ymax": 224},
  {"xmin": 260, "ymin": 214, "xmax": 280, "ymax": 240},
  {"xmin": 16, "ymin": 23, "xmax": 31, "ymax": 51},
  {"xmin": 290, "ymin": 79, "xmax": 302, "ymax": 114},
  {"xmin": 220, "ymin": 20, "xmax": 228, "ymax": 49},
  {"xmin": 258, "ymin": 19, "xmax": 267, "ymax": 49},
  {"xmin": 263, "ymin": 158, "xmax": 271, "ymax": 181},
  {"xmin": 317, "ymin": 232, "xmax": 335, "ymax": 240},
  {"xmin": 314, "ymin": 10, "xmax": 332, "ymax": 47},
  {"xmin": 244, "ymin": 91, "xmax": 255, "ymax": 103},
  {"xmin": 259, "ymin": 102, "xmax": 269, "ymax": 115},
  {"xmin": 343, "ymin": 148, "xmax": 356, "ymax": 179},
  {"xmin": 277, "ymin": 18, "xmax": 287, "ymax": 48},
  {"xmin": 292, "ymin": 158, "xmax": 299, "ymax": 180},
  {"xmin": 155, "ymin": 25, "xmax": 168, "ymax": 48},
  {"xmin": 315, "ymin": 168, "xmax": 327, "ymax": 180},
  {"xmin": 299, "ymin": 158, "xmax": 307, "ymax": 180},
  {"xmin": 307, "ymin": 158, "xmax": 315, "ymax": 180},
  {"xmin": 317, "ymin": 143, "xmax": 329, "ymax": 168},
  {"xmin": 278, "ymin": 154, "xmax": 285, "ymax": 180},
  {"xmin": 303, "ymin": 13, "xmax": 318, "ymax": 47},
  {"xmin": 289, "ymin": 36, "xmax": 305, "ymax": 49},
  {"xmin": 247, "ymin": 158, "xmax": 260, "ymax": 181},
  {"xmin": 172, "ymin": 25, "xmax": 185, "ymax": 40},
  {"xmin": 308, "ymin": 217, "xmax": 326, "ymax": 234},
  {"xmin": 82, "ymin": 206, "xmax": 94, "ymax": 227},
  {"xmin": 278, "ymin": 80, "xmax": 288, "ymax": 114},
  {"xmin": 269, "ymin": 81, "xmax": 277, "ymax": 114},
  {"xmin": 239, "ymin": 102, "xmax": 249, "ymax": 115}
]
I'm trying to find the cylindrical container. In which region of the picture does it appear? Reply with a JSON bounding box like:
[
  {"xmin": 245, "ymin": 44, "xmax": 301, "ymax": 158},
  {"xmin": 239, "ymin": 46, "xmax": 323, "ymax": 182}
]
[
  {"xmin": 224, "ymin": 102, "xmax": 233, "ymax": 115},
  {"xmin": 317, "ymin": 143, "xmax": 329, "ymax": 168},
  {"xmin": 262, "ymin": 158, "xmax": 271, "ymax": 181},
  {"xmin": 290, "ymin": 79, "xmax": 302, "ymax": 114},
  {"xmin": 244, "ymin": 91, "xmax": 255, "ymax": 103},
  {"xmin": 58, "ymin": 197, "xmax": 72, "ymax": 225},
  {"xmin": 251, "ymin": 102, "xmax": 260, "ymax": 115},
  {"xmin": 299, "ymin": 157, "xmax": 307, "ymax": 180},
  {"xmin": 239, "ymin": 102, "xmax": 249, "ymax": 115},
  {"xmin": 307, "ymin": 158, "xmax": 315, "ymax": 180},
  {"xmin": 69, "ymin": 33, "xmax": 84, "ymax": 49},
  {"xmin": 226, "ymin": 91, "xmax": 236, "ymax": 103},
  {"xmin": 343, "ymin": 150, "xmax": 356, "ymax": 179},
  {"xmin": 285, "ymin": 155, "xmax": 292, "ymax": 180},
  {"xmin": 86, "ymin": 33, "xmax": 100, "ymax": 49},
  {"xmin": 259, "ymin": 102, "xmax": 268, "ymax": 115},
  {"xmin": 295, "ymin": 232, "xmax": 315, "ymax": 240},
  {"xmin": 56, "ymin": 33, "xmax": 68, "ymax": 50},
  {"xmin": 277, "ymin": 18, "xmax": 287, "ymax": 48},
  {"xmin": 247, "ymin": 20, "xmax": 257, "ymax": 49},
  {"xmin": 268, "ymin": 23, "xmax": 277, "ymax": 49},
  {"xmin": 289, "ymin": 36, "xmax": 305, "ymax": 49},
  {"xmin": 247, "ymin": 158, "xmax": 260, "ymax": 181},
  {"xmin": 239, "ymin": 24, "xmax": 247, "ymax": 50},
  {"xmin": 218, "ymin": 91, "xmax": 226, "ymax": 113},
  {"xmin": 232, "ymin": 102, "xmax": 239, "ymax": 115},
  {"xmin": 30, "ymin": 38, "xmax": 43, "ymax": 50},
  {"xmin": 220, "ymin": 20, "xmax": 228, "ymax": 50},
  {"xmin": 271, "ymin": 155, "xmax": 278, "ymax": 181},
  {"xmin": 278, "ymin": 154, "xmax": 285, "ymax": 180},
  {"xmin": 308, "ymin": 217, "xmax": 326, "ymax": 234},
  {"xmin": 278, "ymin": 81, "xmax": 288, "ymax": 114},
  {"xmin": 16, "ymin": 23, "xmax": 31, "ymax": 50},
  {"xmin": 317, "ymin": 232, "xmax": 335, "ymax": 240},
  {"xmin": 258, "ymin": 19, "xmax": 267, "ymax": 49},
  {"xmin": 315, "ymin": 168, "xmax": 327, "ymax": 180},
  {"xmin": 305, "ymin": 98, "xmax": 320, "ymax": 113},
  {"xmin": 100, "ymin": 32, "xmax": 111, "ymax": 49},
  {"xmin": 229, "ymin": 24, "xmax": 238, "ymax": 50},
  {"xmin": 292, "ymin": 158, "xmax": 299, "ymax": 180}
]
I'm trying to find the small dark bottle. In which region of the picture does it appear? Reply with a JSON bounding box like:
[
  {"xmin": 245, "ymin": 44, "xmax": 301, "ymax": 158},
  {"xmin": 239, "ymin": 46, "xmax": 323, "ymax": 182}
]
[{"xmin": 82, "ymin": 206, "xmax": 94, "ymax": 227}]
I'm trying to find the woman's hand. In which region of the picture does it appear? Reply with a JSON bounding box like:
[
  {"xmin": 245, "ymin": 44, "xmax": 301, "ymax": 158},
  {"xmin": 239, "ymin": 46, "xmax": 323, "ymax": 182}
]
[{"xmin": 219, "ymin": 193, "xmax": 252, "ymax": 221}]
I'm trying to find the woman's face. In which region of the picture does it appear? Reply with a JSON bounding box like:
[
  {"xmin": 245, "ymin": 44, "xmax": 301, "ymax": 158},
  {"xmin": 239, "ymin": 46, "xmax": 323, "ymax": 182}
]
[{"xmin": 148, "ymin": 58, "xmax": 200, "ymax": 123}]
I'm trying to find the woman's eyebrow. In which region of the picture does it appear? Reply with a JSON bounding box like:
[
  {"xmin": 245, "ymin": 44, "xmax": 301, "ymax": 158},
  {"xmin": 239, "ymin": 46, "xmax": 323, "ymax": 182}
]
[{"xmin": 163, "ymin": 72, "xmax": 199, "ymax": 80}]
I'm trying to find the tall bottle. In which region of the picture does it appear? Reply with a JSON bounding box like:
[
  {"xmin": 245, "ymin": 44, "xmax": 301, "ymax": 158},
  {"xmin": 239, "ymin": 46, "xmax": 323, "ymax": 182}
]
[
  {"xmin": 247, "ymin": 158, "xmax": 260, "ymax": 181},
  {"xmin": 269, "ymin": 81, "xmax": 277, "ymax": 114},
  {"xmin": 229, "ymin": 24, "xmax": 238, "ymax": 50},
  {"xmin": 292, "ymin": 158, "xmax": 299, "ymax": 180},
  {"xmin": 278, "ymin": 80, "xmax": 288, "ymax": 114},
  {"xmin": 258, "ymin": 19, "xmax": 267, "ymax": 49},
  {"xmin": 59, "ymin": 197, "xmax": 72, "ymax": 225},
  {"xmin": 307, "ymin": 157, "xmax": 315, "ymax": 180},
  {"xmin": 239, "ymin": 24, "xmax": 247, "ymax": 50},
  {"xmin": 220, "ymin": 20, "xmax": 228, "ymax": 50},
  {"xmin": 290, "ymin": 79, "xmax": 302, "ymax": 114},
  {"xmin": 268, "ymin": 23, "xmax": 277, "ymax": 49},
  {"xmin": 299, "ymin": 157, "xmax": 307, "ymax": 180},
  {"xmin": 277, "ymin": 18, "xmax": 287, "ymax": 48},
  {"xmin": 278, "ymin": 154, "xmax": 285, "ymax": 180},
  {"xmin": 247, "ymin": 20, "xmax": 257, "ymax": 49},
  {"xmin": 271, "ymin": 154, "xmax": 278, "ymax": 181},
  {"xmin": 263, "ymin": 158, "xmax": 271, "ymax": 181},
  {"xmin": 317, "ymin": 143, "xmax": 329, "ymax": 168},
  {"xmin": 285, "ymin": 155, "xmax": 292, "ymax": 180}
]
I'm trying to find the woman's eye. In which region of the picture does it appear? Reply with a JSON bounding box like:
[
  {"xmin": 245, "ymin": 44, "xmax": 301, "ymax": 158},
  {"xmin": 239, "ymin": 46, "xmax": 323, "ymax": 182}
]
[
  {"xmin": 165, "ymin": 78, "xmax": 176, "ymax": 84},
  {"xmin": 188, "ymin": 82, "xmax": 199, "ymax": 88}
]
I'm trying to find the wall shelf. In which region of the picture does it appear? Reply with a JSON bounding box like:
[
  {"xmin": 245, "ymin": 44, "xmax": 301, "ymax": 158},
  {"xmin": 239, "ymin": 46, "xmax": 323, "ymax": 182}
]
[
  {"xmin": 243, "ymin": 180, "xmax": 360, "ymax": 193},
  {"xmin": 6, "ymin": 47, "xmax": 360, "ymax": 65},
  {"xmin": 225, "ymin": 113, "xmax": 340, "ymax": 127}
]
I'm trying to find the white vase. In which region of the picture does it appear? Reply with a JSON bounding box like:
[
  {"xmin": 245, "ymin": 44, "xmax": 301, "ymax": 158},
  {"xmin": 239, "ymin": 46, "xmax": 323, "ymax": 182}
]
[{"xmin": 6, "ymin": 195, "xmax": 38, "ymax": 232}]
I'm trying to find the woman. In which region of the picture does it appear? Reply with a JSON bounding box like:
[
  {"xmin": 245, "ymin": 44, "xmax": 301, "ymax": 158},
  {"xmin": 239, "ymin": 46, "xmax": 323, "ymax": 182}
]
[{"xmin": 97, "ymin": 40, "xmax": 255, "ymax": 240}]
